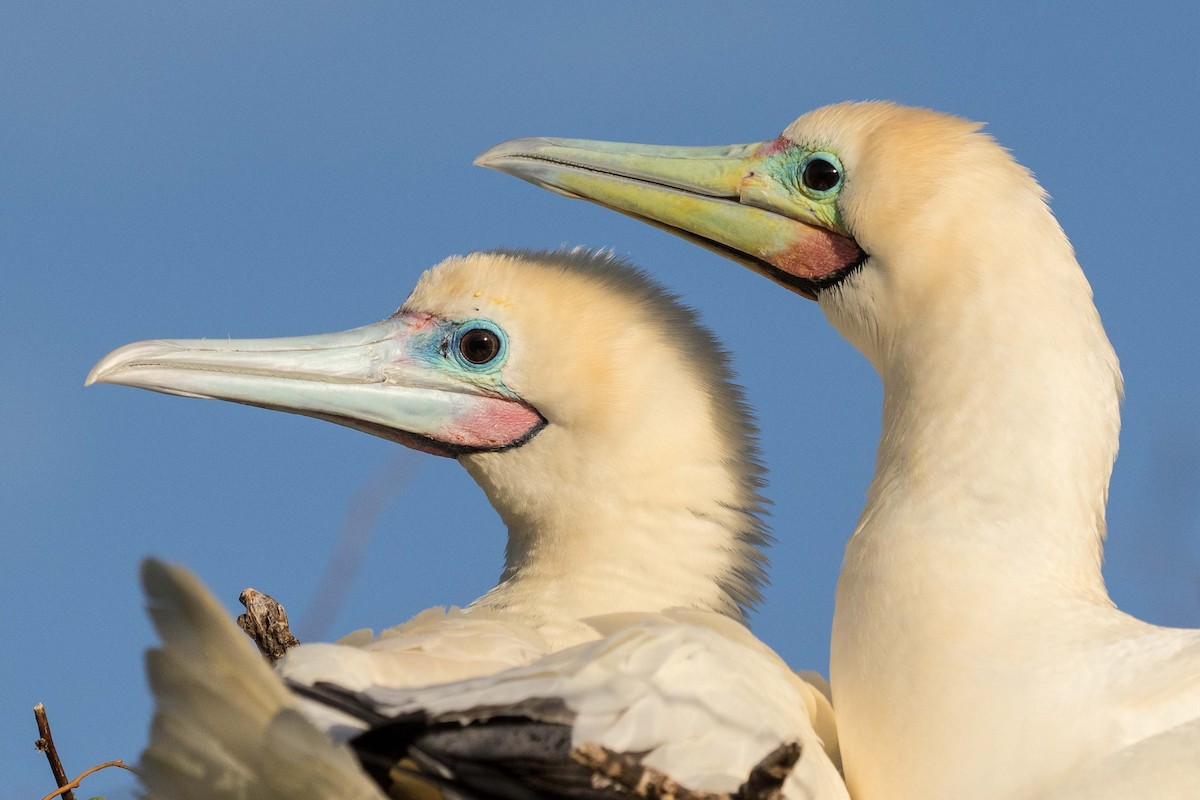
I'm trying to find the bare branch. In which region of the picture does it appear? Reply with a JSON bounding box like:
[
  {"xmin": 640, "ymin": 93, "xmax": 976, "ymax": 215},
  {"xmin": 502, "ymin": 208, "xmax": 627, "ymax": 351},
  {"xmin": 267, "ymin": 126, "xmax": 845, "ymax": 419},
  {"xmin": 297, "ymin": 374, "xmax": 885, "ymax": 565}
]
[
  {"xmin": 39, "ymin": 760, "xmax": 136, "ymax": 800},
  {"xmin": 571, "ymin": 741, "xmax": 803, "ymax": 800},
  {"xmin": 238, "ymin": 588, "xmax": 300, "ymax": 663},
  {"xmin": 736, "ymin": 742, "xmax": 802, "ymax": 800},
  {"xmin": 573, "ymin": 742, "xmax": 726, "ymax": 800},
  {"xmin": 33, "ymin": 703, "xmax": 75, "ymax": 800}
]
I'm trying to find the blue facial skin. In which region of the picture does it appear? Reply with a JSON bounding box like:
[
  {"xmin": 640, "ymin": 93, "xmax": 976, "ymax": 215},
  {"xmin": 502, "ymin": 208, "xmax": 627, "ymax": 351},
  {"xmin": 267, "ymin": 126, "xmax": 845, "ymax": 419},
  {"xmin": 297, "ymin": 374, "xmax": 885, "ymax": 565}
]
[
  {"xmin": 761, "ymin": 145, "xmax": 848, "ymax": 234},
  {"xmin": 450, "ymin": 319, "xmax": 509, "ymax": 372},
  {"xmin": 404, "ymin": 316, "xmax": 520, "ymax": 400}
]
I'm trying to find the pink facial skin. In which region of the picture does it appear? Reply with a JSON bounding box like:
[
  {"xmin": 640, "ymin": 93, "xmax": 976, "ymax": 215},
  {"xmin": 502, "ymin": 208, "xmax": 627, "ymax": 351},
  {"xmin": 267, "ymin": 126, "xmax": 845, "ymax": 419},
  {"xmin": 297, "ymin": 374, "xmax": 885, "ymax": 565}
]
[
  {"xmin": 772, "ymin": 227, "xmax": 865, "ymax": 285},
  {"xmin": 435, "ymin": 397, "xmax": 547, "ymax": 455},
  {"xmin": 755, "ymin": 135, "xmax": 795, "ymax": 157}
]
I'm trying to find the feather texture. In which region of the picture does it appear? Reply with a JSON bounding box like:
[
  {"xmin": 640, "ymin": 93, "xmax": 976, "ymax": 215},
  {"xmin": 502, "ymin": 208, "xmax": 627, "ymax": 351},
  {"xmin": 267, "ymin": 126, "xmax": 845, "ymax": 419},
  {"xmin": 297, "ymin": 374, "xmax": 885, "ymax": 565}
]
[
  {"xmin": 120, "ymin": 250, "xmax": 845, "ymax": 798},
  {"xmin": 140, "ymin": 558, "xmax": 386, "ymax": 800},
  {"xmin": 475, "ymin": 103, "xmax": 1200, "ymax": 799},
  {"xmin": 295, "ymin": 610, "xmax": 847, "ymax": 800}
]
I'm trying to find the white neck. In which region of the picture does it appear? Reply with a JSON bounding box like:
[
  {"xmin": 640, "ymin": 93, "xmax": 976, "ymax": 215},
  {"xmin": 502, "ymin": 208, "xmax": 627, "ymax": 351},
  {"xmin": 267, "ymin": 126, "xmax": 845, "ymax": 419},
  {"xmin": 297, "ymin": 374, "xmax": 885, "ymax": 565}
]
[
  {"xmin": 459, "ymin": 349, "xmax": 768, "ymax": 650},
  {"xmin": 863, "ymin": 297, "xmax": 1118, "ymax": 599},
  {"xmin": 470, "ymin": 458, "xmax": 763, "ymax": 648},
  {"xmin": 829, "ymin": 179, "xmax": 1122, "ymax": 609},
  {"xmin": 824, "ymin": 174, "xmax": 1129, "ymax": 800}
]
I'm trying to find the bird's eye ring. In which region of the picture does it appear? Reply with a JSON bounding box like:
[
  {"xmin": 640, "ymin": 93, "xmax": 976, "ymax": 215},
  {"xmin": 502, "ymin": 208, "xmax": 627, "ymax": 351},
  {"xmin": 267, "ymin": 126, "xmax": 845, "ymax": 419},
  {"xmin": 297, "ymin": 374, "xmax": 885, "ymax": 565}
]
[
  {"xmin": 459, "ymin": 328, "xmax": 501, "ymax": 364},
  {"xmin": 453, "ymin": 321, "xmax": 507, "ymax": 368},
  {"xmin": 799, "ymin": 152, "xmax": 843, "ymax": 195}
]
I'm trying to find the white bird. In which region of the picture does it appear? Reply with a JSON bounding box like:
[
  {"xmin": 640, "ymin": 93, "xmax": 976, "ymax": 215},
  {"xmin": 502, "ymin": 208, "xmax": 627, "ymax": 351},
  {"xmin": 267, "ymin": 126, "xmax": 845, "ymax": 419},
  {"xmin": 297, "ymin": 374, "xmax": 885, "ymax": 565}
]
[
  {"xmin": 95, "ymin": 249, "xmax": 846, "ymax": 798},
  {"xmin": 140, "ymin": 558, "xmax": 385, "ymax": 800},
  {"xmin": 142, "ymin": 558, "xmax": 845, "ymax": 800},
  {"xmin": 90, "ymin": 249, "xmax": 771, "ymax": 665},
  {"xmin": 477, "ymin": 103, "xmax": 1200, "ymax": 800}
]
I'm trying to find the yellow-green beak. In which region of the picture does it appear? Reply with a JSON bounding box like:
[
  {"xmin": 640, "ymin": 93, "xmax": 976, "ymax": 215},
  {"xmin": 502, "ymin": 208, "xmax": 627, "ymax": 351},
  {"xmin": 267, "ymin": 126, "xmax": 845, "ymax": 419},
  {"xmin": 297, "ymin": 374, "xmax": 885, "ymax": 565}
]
[{"xmin": 475, "ymin": 136, "xmax": 863, "ymax": 299}]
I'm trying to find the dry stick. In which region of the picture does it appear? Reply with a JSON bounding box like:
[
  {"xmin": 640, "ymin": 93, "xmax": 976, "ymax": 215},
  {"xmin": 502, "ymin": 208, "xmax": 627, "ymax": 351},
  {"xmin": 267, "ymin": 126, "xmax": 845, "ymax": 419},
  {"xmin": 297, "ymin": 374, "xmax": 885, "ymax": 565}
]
[
  {"xmin": 237, "ymin": 588, "xmax": 301, "ymax": 662},
  {"xmin": 237, "ymin": 454, "xmax": 419, "ymax": 657},
  {"xmin": 735, "ymin": 742, "xmax": 802, "ymax": 800},
  {"xmin": 39, "ymin": 760, "xmax": 137, "ymax": 800},
  {"xmin": 573, "ymin": 742, "xmax": 725, "ymax": 800},
  {"xmin": 33, "ymin": 703, "xmax": 75, "ymax": 800},
  {"xmin": 572, "ymin": 741, "xmax": 803, "ymax": 800}
]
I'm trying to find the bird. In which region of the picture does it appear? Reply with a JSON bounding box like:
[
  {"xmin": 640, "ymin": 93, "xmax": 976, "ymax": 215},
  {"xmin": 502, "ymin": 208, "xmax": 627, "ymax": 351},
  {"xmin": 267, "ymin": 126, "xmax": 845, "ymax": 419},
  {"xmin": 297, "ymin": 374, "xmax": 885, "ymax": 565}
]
[
  {"xmin": 476, "ymin": 103, "xmax": 1200, "ymax": 799},
  {"xmin": 141, "ymin": 557, "xmax": 846, "ymax": 800},
  {"xmin": 93, "ymin": 249, "xmax": 846, "ymax": 799},
  {"xmin": 89, "ymin": 248, "xmax": 772, "ymax": 661},
  {"xmin": 139, "ymin": 558, "xmax": 387, "ymax": 800}
]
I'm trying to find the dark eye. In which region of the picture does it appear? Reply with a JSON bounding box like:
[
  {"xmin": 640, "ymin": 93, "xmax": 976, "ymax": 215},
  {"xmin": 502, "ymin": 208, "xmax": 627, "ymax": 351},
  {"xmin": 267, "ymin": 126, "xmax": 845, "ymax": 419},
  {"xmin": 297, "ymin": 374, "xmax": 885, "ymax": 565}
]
[
  {"xmin": 802, "ymin": 157, "xmax": 841, "ymax": 192},
  {"xmin": 458, "ymin": 328, "xmax": 501, "ymax": 365}
]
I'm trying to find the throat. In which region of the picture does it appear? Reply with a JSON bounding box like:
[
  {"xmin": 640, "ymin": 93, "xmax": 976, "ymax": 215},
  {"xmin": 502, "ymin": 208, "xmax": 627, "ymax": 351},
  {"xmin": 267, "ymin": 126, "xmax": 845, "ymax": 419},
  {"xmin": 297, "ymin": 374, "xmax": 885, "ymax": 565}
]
[
  {"xmin": 462, "ymin": 441, "xmax": 768, "ymax": 649},
  {"xmin": 844, "ymin": 264, "xmax": 1123, "ymax": 607}
]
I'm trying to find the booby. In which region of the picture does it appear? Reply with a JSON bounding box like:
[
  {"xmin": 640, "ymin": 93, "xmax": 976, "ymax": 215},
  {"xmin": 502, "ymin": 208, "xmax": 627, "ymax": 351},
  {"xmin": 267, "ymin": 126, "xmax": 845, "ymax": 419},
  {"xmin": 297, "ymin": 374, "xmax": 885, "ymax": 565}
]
[
  {"xmin": 89, "ymin": 249, "xmax": 771, "ymax": 658},
  {"xmin": 142, "ymin": 558, "xmax": 847, "ymax": 800},
  {"xmin": 94, "ymin": 249, "xmax": 846, "ymax": 798},
  {"xmin": 477, "ymin": 104, "xmax": 1200, "ymax": 799}
]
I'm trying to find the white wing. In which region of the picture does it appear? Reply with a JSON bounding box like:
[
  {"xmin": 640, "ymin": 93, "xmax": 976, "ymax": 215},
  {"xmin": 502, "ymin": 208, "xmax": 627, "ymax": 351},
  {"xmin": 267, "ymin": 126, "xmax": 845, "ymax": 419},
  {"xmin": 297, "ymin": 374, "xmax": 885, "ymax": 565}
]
[
  {"xmin": 297, "ymin": 610, "xmax": 849, "ymax": 800},
  {"xmin": 140, "ymin": 559, "xmax": 386, "ymax": 800},
  {"xmin": 1044, "ymin": 717, "xmax": 1200, "ymax": 800},
  {"xmin": 277, "ymin": 604, "xmax": 556, "ymax": 692},
  {"xmin": 143, "ymin": 559, "xmax": 846, "ymax": 800}
]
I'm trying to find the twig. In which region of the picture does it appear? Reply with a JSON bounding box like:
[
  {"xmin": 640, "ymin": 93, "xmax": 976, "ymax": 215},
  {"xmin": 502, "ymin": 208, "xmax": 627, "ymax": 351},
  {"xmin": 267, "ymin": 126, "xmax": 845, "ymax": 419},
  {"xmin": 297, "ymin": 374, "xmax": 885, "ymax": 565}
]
[
  {"xmin": 573, "ymin": 742, "xmax": 725, "ymax": 800},
  {"xmin": 238, "ymin": 588, "xmax": 301, "ymax": 662},
  {"xmin": 735, "ymin": 742, "xmax": 802, "ymax": 800},
  {"xmin": 33, "ymin": 703, "xmax": 75, "ymax": 800},
  {"xmin": 39, "ymin": 760, "xmax": 137, "ymax": 800},
  {"xmin": 571, "ymin": 741, "xmax": 803, "ymax": 800}
]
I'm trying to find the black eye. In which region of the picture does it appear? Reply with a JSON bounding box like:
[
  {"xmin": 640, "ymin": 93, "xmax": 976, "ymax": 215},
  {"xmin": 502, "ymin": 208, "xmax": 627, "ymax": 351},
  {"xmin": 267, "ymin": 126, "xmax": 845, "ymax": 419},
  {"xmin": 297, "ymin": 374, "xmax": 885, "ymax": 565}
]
[
  {"xmin": 458, "ymin": 328, "xmax": 501, "ymax": 364},
  {"xmin": 802, "ymin": 157, "xmax": 841, "ymax": 192}
]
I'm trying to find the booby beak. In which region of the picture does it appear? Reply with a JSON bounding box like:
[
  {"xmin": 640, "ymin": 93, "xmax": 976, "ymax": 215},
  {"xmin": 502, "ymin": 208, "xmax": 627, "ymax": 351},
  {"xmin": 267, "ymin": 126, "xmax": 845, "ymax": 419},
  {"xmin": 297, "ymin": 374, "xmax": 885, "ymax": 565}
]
[
  {"xmin": 86, "ymin": 313, "xmax": 545, "ymax": 458},
  {"xmin": 475, "ymin": 137, "xmax": 864, "ymax": 300}
]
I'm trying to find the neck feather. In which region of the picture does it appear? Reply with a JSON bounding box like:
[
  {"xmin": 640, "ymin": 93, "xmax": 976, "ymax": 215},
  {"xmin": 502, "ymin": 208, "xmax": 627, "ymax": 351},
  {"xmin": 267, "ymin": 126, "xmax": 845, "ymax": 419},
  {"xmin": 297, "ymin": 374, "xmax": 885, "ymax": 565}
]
[
  {"xmin": 834, "ymin": 205, "xmax": 1122, "ymax": 605},
  {"xmin": 459, "ymin": 351, "xmax": 769, "ymax": 649}
]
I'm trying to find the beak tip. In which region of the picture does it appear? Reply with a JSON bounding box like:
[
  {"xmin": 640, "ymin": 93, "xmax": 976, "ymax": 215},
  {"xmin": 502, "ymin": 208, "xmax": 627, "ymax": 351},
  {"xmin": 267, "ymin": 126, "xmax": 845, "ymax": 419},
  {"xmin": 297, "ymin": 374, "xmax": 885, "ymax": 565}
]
[
  {"xmin": 85, "ymin": 361, "xmax": 111, "ymax": 388},
  {"xmin": 85, "ymin": 339, "xmax": 187, "ymax": 390},
  {"xmin": 473, "ymin": 145, "xmax": 503, "ymax": 168},
  {"xmin": 86, "ymin": 344, "xmax": 141, "ymax": 388},
  {"xmin": 474, "ymin": 140, "xmax": 517, "ymax": 170},
  {"xmin": 475, "ymin": 137, "xmax": 558, "ymax": 170}
]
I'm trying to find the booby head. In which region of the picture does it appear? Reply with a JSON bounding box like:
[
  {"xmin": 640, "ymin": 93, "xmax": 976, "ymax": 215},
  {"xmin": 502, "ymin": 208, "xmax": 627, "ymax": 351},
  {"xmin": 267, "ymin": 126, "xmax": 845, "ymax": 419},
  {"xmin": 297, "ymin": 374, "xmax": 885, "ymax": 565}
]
[
  {"xmin": 476, "ymin": 104, "xmax": 1124, "ymax": 590},
  {"xmin": 87, "ymin": 269, "xmax": 547, "ymax": 459},
  {"xmin": 481, "ymin": 106, "xmax": 1151, "ymax": 800},
  {"xmin": 476, "ymin": 103, "xmax": 1100, "ymax": 371},
  {"xmin": 90, "ymin": 249, "xmax": 771, "ymax": 627}
]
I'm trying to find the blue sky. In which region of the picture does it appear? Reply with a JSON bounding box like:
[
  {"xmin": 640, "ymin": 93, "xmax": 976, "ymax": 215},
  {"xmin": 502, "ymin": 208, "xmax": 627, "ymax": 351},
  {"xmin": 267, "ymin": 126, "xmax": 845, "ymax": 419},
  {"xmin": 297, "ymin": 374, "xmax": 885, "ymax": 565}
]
[{"xmin": 3, "ymin": 3, "xmax": 1199, "ymax": 797}]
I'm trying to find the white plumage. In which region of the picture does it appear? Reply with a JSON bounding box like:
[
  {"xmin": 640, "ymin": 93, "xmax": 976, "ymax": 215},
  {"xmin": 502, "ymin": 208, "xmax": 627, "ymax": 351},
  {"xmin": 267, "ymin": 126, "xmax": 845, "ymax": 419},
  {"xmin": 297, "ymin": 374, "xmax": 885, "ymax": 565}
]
[
  {"xmin": 478, "ymin": 102, "xmax": 1200, "ymax": 799},
  {"xmin": 99, "ymin": 250, "xmax": 846, "ymax": 798},
  {"xmin": 92, "ymin": 249, "xmax": 773, "ymax": 667},
  {"xmin": 140, "ymin": 559, "xmax": 384, "ymax": 800},
  {"xmin": 310, "ymin": 609, "xmax": 843, "ymax": 799},
  {"xmin": 141, "ymin": 558, "xmax": 846, "ymax": 799}
]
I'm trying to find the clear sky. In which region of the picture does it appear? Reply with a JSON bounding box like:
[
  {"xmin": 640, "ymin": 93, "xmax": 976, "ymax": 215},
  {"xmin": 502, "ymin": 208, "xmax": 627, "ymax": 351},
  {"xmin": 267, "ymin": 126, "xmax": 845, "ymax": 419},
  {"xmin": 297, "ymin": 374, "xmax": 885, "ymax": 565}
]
[{"xmin": 3, "ymin": 3, "xmax": 1199, "ymax": 797}]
